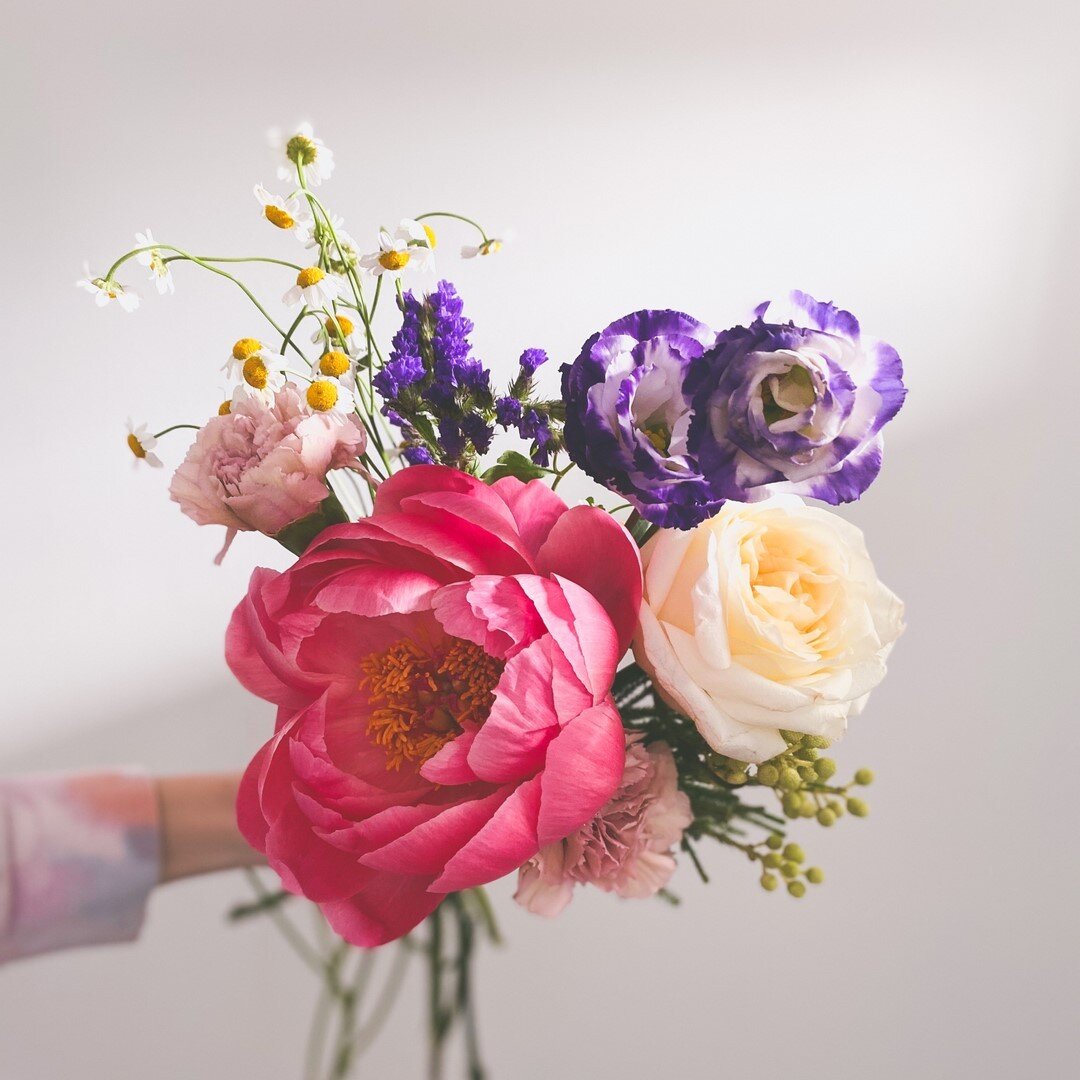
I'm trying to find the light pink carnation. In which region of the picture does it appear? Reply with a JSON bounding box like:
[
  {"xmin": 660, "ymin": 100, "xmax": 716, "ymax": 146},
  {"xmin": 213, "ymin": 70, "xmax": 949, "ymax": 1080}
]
[
  {"xmin": 170, "ymin": 385, "xmax": 366, "ymax": 562},
  {"xmin": 514, "ymin": 733, "xmax": 692, "ymax": 916}
]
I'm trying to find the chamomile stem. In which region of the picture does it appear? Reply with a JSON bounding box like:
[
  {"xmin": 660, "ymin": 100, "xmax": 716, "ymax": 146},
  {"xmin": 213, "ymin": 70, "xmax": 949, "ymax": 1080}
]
[
  {"xmin": 161, "ymin": 255, "xmax": 305, "ymax": 271},
  {"xmin": 106, "ymin": 244, "xmax": 308, "ymax": 362},
  {"xmin": 152, "ymin": 423, "xmax": 201, "ymax": 438},
  {"xmin": 415, "ymin": 211, "xmax": 490, "ymax": 242}
]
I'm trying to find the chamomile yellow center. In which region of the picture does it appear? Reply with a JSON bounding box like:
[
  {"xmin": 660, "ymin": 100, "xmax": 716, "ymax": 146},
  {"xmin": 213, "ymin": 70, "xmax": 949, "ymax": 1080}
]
[
  {"xmin": 378, "ymin": 249, "xmax": 410, "ymax": 272},
  {"xmin": 423, "ymin": 224, "xmax": 437, "ymax": 249},
  {"xmin": 126, "ymin": 433, "xmax": 147, "ymax": 459},
  {"xmin": 319, "ymin": 351, "xmax": 350, "ymax": 378},
  {"xmin": 218, "ymin": 400, "xmax": 232, "ymax": 416},
  {"xmin": 306, "ymin": 380, "xmax": 339, "ymax": 412},
  {"xmin": 242, "ymin": 356, "xmax": 270, "ymax": 389},
  {"xmin": 264, "ymin": 205, "xmax": 296, "ymax": 230},
  {"xmin": 325, "ymin": 314, "xmax": 355, "ymax": 338},
  {"xmin": 297, "ymin": 266, "xmax": 326, "ymax": 288},
  {"xmin": 360, "ymin": 637, "xmax": 504, "ymax": 771},
  {"xmin": 286, "ymin": 134, "xmax": 318, "ymax": 166},
  {"xmin": 232, "ymin": 337, "xmax": 263, "ymax": 361}
]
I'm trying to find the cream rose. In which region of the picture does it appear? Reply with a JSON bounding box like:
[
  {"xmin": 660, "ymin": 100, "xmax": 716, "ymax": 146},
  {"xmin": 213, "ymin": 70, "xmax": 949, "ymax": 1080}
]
[{"xmin": 632, "ymin": 496, "xmax": 903, "ymax": 763}]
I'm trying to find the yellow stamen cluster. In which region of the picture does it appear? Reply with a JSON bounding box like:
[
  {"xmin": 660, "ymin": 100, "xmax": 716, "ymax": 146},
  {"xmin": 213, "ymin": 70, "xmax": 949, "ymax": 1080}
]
[
  {"xmin": 242, "ymin": 356, "xmax": 270, "ymax": 389},
  {"xmin": 319, "ymin": 351, "xmax": 350, "ymax": 378},
  {"xmin": 325, "ymin": 314, "xmax": 355, "ymax": 339},
  {"xmin": 360, "ymin": 637, "xmax": 504, "ymax": 771},
  {"xmin": 378, "ymin": 249, "xmax": 410, "ymax": 272},
  {"xmin": 297, "ymin": 266, "xmax": 325, "ymax": 288},
  {"xmin": 126, "ymin": 433, "xmax": 147, "ymax": 459},
  {"xmin": 232, "ymin": 337, "xmax": 263, "ymax": 361},
  {"xmin": 264, "ymin": 205, "xmax": 296, "ymax": 230},
  {"xmin": 218, "ymin": 400, "xmax": 232, "ymax": 416},
  {"xmin": 306, "ymin": 380, "xmax": 339, "ymax": 411}
]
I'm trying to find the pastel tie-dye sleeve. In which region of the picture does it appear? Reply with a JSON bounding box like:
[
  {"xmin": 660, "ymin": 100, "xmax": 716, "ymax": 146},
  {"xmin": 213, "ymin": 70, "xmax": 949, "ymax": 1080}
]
[{"xmin": 0, "ymin": 771, "xmax": 161, "ymax": 964}]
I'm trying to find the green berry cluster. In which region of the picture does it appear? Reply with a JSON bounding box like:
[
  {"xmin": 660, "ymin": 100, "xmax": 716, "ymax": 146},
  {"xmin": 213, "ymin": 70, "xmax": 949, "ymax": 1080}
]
[
  {"xmin": 708, "ymin": 733, "xmax": 874, "ymax": 827},
  {"xmin": 757, "ymin": 836, "xmax": 825, "ymax": 898}
]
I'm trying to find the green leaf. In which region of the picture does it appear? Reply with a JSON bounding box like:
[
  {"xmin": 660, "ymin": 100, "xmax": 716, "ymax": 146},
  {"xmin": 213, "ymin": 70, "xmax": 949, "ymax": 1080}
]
[
  {"xmin": 273, "ymin": 489, "xmax": 350, "ymax": 557},
  {"xmin": 480, "ymin": 450, "xmax": 547, "ymax": 484}
]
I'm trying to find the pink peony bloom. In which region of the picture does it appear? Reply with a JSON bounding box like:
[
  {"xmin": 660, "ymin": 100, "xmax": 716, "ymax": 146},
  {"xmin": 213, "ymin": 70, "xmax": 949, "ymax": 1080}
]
[
  {"xmin": 229, "ymin": 465, "xmax": 643, "ymax": 946},
  {"xmin": 514, "ymin": 733, "xmax": 692, "ymax": 916},
  {"xmin": 169, "ymin": 385, "xmax": 366, "ymax": 562}
]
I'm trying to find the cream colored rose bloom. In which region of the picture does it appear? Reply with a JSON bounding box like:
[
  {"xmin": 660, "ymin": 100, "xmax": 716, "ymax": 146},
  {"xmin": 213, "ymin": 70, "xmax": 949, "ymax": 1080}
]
[{"xmin": 632, "ymin": 496, "xmax": 903, "ymax": 763}]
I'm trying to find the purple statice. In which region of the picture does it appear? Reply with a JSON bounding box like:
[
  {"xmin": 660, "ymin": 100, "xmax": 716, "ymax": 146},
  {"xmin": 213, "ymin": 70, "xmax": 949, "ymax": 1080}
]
[
  {"xmin": 495, "ymin": 396, "xmax": 522, "ymax": 427},
  {"xmin": 561, "ymin": 309, "xmax": 720, "ymax": 528},
  {"xmin": 519, "ymin": 409, "xmax": 553, "ymax": 466},
  {"xmin": 693, "ymin": 292, "xmax": 906, "ymax": 504},
  {"xmin": 375, "ymin": 281, "xmax": 496, "ymax": 467},
  {"xmin": 461, "ymin": 412, "xmax": 494, "ymax": 455},
  {"xmin": 402, "ymin": 445, "xmax": 434, "ymax": 465},
  {"xmin": 437, "ymin": 417, "xmax": 467, "ymax": 460},
  {"xmin": 518, "ymin": 348, "xmax": 548, "ymax": 376}
]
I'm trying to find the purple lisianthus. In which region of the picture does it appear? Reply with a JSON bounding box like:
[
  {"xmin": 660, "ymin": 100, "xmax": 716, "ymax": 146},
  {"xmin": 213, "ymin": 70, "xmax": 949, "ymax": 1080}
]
[
  {"xmin": 561, "ymin": 310, "xmax": 720, "ymax": 528},
  {"xmin": 695, "ymin": 291, "xmax": 906, "ymax": 504}
]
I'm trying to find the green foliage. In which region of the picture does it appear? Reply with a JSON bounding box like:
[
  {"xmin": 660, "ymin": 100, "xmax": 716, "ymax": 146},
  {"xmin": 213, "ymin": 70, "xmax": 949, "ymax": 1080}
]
[{"xmin": 480, "ymin": 450, "xmax": 549, "ymax": 484}]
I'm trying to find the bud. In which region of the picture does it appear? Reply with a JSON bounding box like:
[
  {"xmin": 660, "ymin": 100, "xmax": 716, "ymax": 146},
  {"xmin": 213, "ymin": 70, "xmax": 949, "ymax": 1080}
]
[
  {"xmin": 816, "ymin": 808, "xmax": 837, "ymax": 827},
  {"xmin": 765, "ymin": 833, "xmax": 783, "ymax": 851},
  {"xmin": 787, "ymin": 881, "xmax": 806, "ymax": 898},
  {"xmin": 783, "ymin": 843, "xmax": 805, "ymax": 864},
  {"xmin": 757, "ymin": 764, "xmax": 780, "ymax": 787},
  {"xmin": 781, "ymin": 861, "xmax": 799, "ymax": 880},
  {"xmin": 854, "ymin": 768, "xmax": 875, "ymax": 786},
  {"xmin": 760, "ymin": 873, "xmax": 779, "ymax": 892},
  {"xmin": 763, "ymin": 853, "xmax": 782, "ymax": 870},
  {"xmin": 846, "ymin": 797, "xmax": 870, "ymax": 817},
  {"xmin": 806, "ymin": 867, "xmax": 825, "ymax": 885},
  {"xmin": 778, "ymin": 767, "xmax": 802, "ymax": 791},
  {"xmin": 815, "ymin": 757, "xmax": 837, "ymax": 781}
]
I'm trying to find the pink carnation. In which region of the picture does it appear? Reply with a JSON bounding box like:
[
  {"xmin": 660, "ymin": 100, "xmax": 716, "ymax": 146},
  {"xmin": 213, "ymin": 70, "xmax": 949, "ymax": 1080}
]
[
  {"xmin": 514, "ymin": 733, "xmax": 692, "ymax": 916},
  {"xmin": 169, "ymin": 385, "xmax": 366, "ymax": 562},
  {"xmin": 229, "ymin": 465, "xmax": 643, "ymax": 946}
]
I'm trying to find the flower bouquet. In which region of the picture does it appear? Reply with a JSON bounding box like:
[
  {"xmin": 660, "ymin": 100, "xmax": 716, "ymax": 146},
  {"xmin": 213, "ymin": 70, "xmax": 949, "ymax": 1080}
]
[{"xmin": 87, "ymin": 123, "xmax": 906, "ymax": 1078}]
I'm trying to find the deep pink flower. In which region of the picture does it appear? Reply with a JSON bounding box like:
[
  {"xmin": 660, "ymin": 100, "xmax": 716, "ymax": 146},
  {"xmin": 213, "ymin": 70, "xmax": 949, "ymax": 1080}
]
[
  {"xmin": 170, "ymin": 385, "xmax": 366, "ymax": 562},
  {"xmin": 229, "ymin": 465, "xmax": 642, "ymax": 946},
  {"xmin": 514, "ymin": 734, "xmax": 692, "ymax": 916}
]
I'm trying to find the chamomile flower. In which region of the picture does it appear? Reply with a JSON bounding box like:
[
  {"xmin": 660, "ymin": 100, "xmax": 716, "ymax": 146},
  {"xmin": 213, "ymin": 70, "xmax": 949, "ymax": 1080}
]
[
  {"xmin": 125, "ymin": 421, "xmax": 162, "ymax": 468},
  {"xmin": 461, "ymin": 234, "xmax": 510, "ymax": 258},
  {"xmin": 77, "ymin": 263, "xmax": 140, "ymax": 311},
  {"xmin": 282, "ymin": 266, "xmax": 344, "ymax": 308},
  {"xmin": 358, "ymin": 228, "xmax": 433, "ymax": 280},
  {"xmin": 399, "ymin": 218, "xmax": 438, "ymax": 252},
  {"xmin": 311, "ymin": 312, "xmax": 358, "ymax": 349},
  {"xmin": 269, "ymin": 122, "xmax": 335, "ymax": 186},
  {"xmin": 253, "ymin": 185, "xmax": 311, "ymax": 240},
  {"xmin": 134, "ymin": 230, "xmax": 175, "ymax": 295},
  {"xmin": 222, "ymin": 337, "xmax": 269, "ymax": 380},
  {"xmin": 316, "ymin": 349, "xmax": 352, "ymax": 379},
  {"xmin": 304, "ymin": 377, "xmax": 355, "ymax": 420}
]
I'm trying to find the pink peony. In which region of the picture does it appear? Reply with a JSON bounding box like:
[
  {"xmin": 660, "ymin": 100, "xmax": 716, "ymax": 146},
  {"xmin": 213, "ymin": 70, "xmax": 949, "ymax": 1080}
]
[
  {"xmin": 514, "ymin": 733, "xmax": 692, "ymax": 916},
  {"xmin": 229, "ymin": 465, "xmax": 643, "ymax": 946},
  {"xmin": 169, "ymin": 385, "xmax": 366, "ymax": 562}
]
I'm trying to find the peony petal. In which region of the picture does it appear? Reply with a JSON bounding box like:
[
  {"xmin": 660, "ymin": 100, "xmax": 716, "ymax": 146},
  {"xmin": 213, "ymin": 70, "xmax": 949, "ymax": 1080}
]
[
  {"xmin": 535, "ymin": 701, "xmax": 625, "ymax": 846},
  {"xmin": 432, "ymin": 776, "xmax": 543, "ymax": 892},
  {"xmin": 490, "ymin": 477, "xmax": 569, "ymax": 561},
  {"xmin": 535, "ymin": 505, "xmax": 642, "ymax": 655},
  {"xmin": 320, "ymin": 872, "xmax": 444, "ymax": 948}
]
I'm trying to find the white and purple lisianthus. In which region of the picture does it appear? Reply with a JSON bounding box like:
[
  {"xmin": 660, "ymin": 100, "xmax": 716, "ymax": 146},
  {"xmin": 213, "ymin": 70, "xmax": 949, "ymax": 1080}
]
[
  {"xmin": 694, "ymin": 291, "xmax": 906, "ymax": 505},
  {"xmin": 561, "ymin": 294, "xmax": 905, "ymax": 527},
  {"xmin": 561, "ymin": 310, "xmax": 721, "ymax": 528}
]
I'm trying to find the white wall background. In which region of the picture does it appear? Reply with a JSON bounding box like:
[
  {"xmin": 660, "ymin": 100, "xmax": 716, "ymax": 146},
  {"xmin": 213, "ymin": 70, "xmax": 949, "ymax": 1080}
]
[{"xmin": 1, "ymin": 1, "xmax": 1077, "ymax": 1077}]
